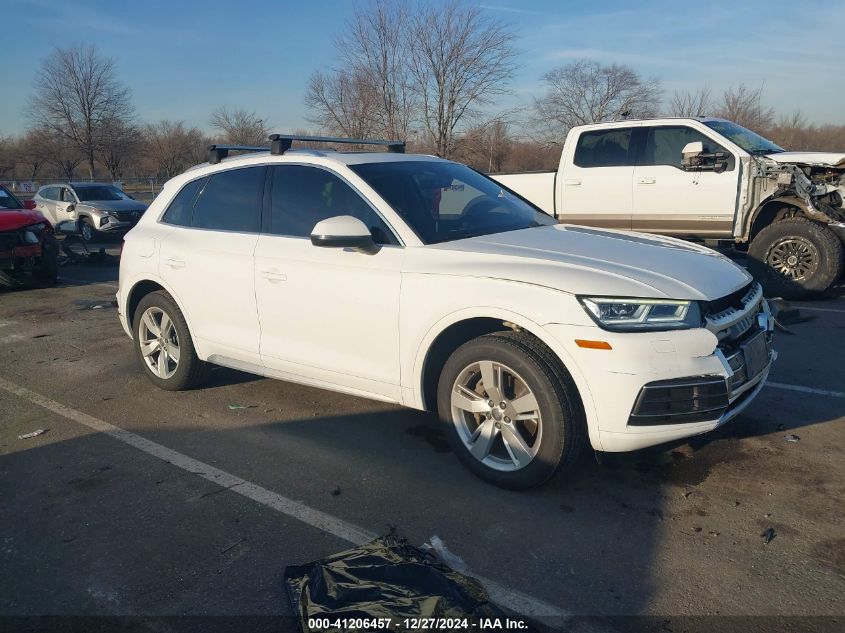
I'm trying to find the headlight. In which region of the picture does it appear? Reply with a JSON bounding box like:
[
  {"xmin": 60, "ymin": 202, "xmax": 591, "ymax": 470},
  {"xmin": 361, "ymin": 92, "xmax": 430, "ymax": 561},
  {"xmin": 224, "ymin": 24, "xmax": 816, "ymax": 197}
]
[
  {"xmin": 23, "ymin": 231, "xmax": 39, "ymax": 244},
  {"xmin": 578, "ymin": 297, "xmax": 702, "ymax": 332},
  {"xmin": 27, "ymin": 222, "xmax": 46, "ymax": 233}
]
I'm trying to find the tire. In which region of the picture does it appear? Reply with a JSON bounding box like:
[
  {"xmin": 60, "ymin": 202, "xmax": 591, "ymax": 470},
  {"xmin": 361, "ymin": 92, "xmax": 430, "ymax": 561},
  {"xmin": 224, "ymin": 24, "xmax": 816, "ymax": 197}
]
[
  {"xmin": 436, "ymin": 331, "xmax": 586, "ymax": 489},
  {"xmin": 132, "ymin": 290, "xmax": 209, "ymax": 390},
  {"xmin": 35, "ymin": 234, "xmax": 59, "ymax": 284},
  {"xmin": 748, "ymin": 217, "xmax": 844, "ymax": 299},
  {"xmin": 79, "ymin": 217, "xmax": 97, "ymax": 242}
]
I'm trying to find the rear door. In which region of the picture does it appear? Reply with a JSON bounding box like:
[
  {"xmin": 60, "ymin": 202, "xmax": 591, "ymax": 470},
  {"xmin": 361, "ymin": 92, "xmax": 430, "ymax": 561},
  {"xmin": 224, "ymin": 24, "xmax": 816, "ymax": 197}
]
[
  {"xmin": 34, "ymin": 187, "xmax": 59, "ymax": 223},
  {"xmin": 158, "ymin": 166, "xmax": 266, "ymax": 363},
  {"xmin": 631, "ymin": 125, "xmax": 738, "ymax": 236},
  {"xmin": 558, "ymin": 127, "xmax": 635, "ymax": 229}
]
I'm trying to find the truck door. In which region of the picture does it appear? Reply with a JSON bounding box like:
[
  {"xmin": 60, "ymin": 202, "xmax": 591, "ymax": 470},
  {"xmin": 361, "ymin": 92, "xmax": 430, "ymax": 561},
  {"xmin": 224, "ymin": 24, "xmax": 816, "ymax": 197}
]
[
  {"xmin": 631, "ymin": 125, "xmax": 738, "ymax": 237},
  {"xmin": 558, "ymin": 127, "xmax": 634, "ymax": 229}
]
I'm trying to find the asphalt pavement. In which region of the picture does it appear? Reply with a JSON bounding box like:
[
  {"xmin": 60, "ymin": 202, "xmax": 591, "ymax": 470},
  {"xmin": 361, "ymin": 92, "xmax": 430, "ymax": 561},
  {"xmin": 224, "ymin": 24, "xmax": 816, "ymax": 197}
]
[{"xmin": 1, "ymin": 252, "xmax": 843, "ymax": 631}]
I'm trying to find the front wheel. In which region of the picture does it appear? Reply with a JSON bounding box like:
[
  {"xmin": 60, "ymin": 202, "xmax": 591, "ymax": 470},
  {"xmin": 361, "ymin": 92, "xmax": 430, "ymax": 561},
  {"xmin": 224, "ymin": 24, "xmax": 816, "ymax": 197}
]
[
  {"xmin": 133, "ymin": 291, "xmax": 209, "ymax": 390},
  {"xmin": 79, "ymin": 217, "xmax": 97, "ymax": 242},
  {"xmin": 436, "ymin": 332, "xmax": 585, "ymax": 489},
  {"xmin": 748, "ymin": 218, "xmax": 844, "ymax": 298}
]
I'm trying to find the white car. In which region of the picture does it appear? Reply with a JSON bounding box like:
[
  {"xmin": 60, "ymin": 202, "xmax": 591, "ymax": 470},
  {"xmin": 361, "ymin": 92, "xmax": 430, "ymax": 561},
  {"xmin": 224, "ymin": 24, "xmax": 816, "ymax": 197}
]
[{"xmin": 117, "ymin": 135, "xmax": 775, "ymax": 489}]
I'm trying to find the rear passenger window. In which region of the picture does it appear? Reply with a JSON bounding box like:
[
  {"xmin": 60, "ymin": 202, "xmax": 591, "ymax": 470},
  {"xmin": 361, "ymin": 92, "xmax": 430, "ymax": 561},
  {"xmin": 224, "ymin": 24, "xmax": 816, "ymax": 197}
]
[
  {"xmin": 574, "ymin": 129, "xmax": 633, "ymax": 167},
  {"xmin": 268, "ymin": 165, "xmax": 398, "ymax": 245},
  {"xmin": 191, "ymin": 166, "xmax": 265, "ymax": 232},
  {"xmin": 162, "ymin": 177, "xmax": 207, "ymax": 226}
]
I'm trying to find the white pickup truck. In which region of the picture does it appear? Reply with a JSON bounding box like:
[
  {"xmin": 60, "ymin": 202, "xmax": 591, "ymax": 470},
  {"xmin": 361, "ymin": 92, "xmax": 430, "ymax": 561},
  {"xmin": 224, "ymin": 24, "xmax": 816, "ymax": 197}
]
[{"xmin": 493, "ymin": 117, "xmax": 845, "ymax": 298}]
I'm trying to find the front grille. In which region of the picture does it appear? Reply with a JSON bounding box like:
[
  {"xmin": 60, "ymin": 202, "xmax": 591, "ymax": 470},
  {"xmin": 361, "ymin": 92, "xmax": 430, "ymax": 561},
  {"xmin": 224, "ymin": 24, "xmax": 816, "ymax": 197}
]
[
  {"xmin": 629, "ymin": 376, "xmax": 729, "ymax": 425},
  {"xmin": 112, "ymin": 211, "xmax": 142, "ymax": 223}
]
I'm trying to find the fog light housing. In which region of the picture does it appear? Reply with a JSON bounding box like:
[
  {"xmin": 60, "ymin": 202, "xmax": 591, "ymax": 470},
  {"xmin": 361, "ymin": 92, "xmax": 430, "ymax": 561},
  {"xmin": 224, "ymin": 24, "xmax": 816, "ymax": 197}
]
[{"xmin": 629, "ymin": 376, "xmax": 728, "ymax": 425}]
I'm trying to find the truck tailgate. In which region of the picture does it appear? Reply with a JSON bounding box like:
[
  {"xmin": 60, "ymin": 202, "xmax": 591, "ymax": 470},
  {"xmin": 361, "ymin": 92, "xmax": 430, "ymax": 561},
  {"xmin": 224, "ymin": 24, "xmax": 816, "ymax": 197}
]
[{"xmin": 491, "ymin": 171, "xmax": 556, "ymax": 215}]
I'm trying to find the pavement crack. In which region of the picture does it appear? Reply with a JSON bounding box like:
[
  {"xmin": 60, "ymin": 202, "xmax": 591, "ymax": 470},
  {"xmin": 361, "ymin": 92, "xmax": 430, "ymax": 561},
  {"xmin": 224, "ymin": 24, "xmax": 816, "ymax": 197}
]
[{"xmin": 199, "ymin": 482, "xmax": 244, "ymax": 499}]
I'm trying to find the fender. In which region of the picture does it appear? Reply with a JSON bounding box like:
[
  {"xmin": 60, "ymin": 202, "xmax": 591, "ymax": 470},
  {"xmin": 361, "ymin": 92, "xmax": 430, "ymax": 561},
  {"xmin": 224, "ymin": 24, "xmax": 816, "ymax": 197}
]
[
  {"xmin": 407, "ymin": 306, "xmax": 601, "ymax": 450},
  {"xmin": 122, "ymin": 272, "xmax": 206, "ymax": 358}
]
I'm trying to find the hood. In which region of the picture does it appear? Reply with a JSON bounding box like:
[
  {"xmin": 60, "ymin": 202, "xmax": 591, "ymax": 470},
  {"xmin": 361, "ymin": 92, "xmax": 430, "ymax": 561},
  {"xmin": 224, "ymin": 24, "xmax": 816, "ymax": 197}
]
[
  {"xmin": 0, "ymin": 209, "xmax": 49, "ymax": 232},
  {"xmin": 79, "ymin": 198, "xmax": 148, "ymax": 212},
  {"xmin": 766, "ymin": 152, "xmax": 845, "ymax": 168},
  {"xmin": 416, "ymin": 225, "xmax": 752, "ymax": 301}
]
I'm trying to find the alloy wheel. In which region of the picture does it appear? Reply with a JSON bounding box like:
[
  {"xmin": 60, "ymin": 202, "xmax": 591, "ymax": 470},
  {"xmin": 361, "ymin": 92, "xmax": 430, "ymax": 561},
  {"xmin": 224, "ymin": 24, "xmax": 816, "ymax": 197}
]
[
  {"xmin": 767, "ymin": 237, "xmax": 819, "ymax": 281},
  {"xmin": 138, "ymin": 307, "xmax": 180, "ymax": 379},
  {"xmin": 450, "ymin": 360, "xmax": 542, "ymax": 472}
]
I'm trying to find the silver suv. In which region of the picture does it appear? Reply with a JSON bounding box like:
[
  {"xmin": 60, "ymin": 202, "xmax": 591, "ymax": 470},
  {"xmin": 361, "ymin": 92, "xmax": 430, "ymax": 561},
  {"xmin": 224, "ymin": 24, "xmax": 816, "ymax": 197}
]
[{"xmin": 33, "ymin": 183, "xmax": 148, "ymax": 241}]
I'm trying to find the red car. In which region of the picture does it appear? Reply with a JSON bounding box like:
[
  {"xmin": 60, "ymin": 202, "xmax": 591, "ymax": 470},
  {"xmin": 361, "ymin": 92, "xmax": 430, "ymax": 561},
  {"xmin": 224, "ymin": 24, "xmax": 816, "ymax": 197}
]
[{"xmin": 0, "ymin": 184, "xmax": 58, "ymax": 288}]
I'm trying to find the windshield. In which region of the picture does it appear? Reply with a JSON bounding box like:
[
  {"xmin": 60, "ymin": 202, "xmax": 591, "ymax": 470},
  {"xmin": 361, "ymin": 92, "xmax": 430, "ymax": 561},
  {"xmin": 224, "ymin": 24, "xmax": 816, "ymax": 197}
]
[
  {"xmin": 703, "ymin": 120, "xmax": 784, "ymax": 155},
  {"xmin": 74, "ymin": 185, "xmax": 124, "ymax": 201},
  {"xmin": 0, "ymin": 186, "xmax": 23, "ymax": 210},
  {"xmin": 350, "ymin": 161, "xmax": 555, "ymax": 244}
]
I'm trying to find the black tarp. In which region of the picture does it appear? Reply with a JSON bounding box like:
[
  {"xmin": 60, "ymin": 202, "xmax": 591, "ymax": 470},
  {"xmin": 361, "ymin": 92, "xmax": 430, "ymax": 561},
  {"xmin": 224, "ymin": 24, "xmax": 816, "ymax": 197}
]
[{"xmin": 284, "ymin": 533, "xmax": 523, "ymax": 631}]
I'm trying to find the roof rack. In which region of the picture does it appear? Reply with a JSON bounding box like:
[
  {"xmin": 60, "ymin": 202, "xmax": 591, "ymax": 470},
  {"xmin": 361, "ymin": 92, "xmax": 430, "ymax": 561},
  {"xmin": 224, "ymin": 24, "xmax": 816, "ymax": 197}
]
[
  {"xmin": 207, "ymin": 134, "xmax": 406, "ymax": 165},
  {"xmin": 207, "ymin": 144, "xmax": 269, "ymax": 165},
  {"xmin": 269, "ymin": 134, "xmax": 405, "ymax": 154}
]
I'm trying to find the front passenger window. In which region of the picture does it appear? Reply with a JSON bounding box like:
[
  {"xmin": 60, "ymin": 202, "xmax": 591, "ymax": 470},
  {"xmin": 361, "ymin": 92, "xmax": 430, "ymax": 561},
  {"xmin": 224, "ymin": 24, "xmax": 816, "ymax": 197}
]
[
  {"xmin": 269, "ymin": 165, "xmax": 398, "ymax": 245},
  {"xmin": 641, "ymin": 126, "xmax": 733, "ymax": 170}
]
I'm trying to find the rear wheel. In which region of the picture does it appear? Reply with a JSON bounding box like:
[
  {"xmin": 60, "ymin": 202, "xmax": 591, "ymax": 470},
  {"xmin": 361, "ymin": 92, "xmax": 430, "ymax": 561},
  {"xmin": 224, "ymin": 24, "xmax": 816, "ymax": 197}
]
[
  {"xmin": 436, "ymin": 331, "xmax": 585, "ymax": 489},
  {"xmin": 133, "ymin": 291, "xmax": 209, "ymax": 390},
  {"xmin": 748, "ymin": 217, "xmax": 843, "ymax": 298}
]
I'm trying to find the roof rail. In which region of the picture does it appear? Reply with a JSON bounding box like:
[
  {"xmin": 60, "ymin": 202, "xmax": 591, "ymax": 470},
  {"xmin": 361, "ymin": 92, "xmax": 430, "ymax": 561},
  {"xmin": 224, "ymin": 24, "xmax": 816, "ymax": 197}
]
[
  {"xmin": 269, "ymin": 134, "xmax": 405, "ymax": 154},
  {"xmin": 207, "ymin": 144, "xmax": 269, "ymax": 165}
]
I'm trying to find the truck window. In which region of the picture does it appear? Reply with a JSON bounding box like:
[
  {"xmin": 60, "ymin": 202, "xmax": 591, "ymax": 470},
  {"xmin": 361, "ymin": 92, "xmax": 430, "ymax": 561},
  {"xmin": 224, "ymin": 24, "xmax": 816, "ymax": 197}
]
[
  {"xmin": 641, "ymin": 126, "xmax": 733, "ymax": 170},
  {"xmin": 573, "ymin": 129, "xmax": 633, "ymax": 168}
]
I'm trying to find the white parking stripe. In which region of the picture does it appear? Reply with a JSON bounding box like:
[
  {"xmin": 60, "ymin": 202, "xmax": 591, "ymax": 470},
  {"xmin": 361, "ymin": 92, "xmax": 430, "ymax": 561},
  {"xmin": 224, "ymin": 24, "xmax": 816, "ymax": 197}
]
[
  {"xmin": 766, "ymin": 381, "xmax": 845, "ymax": 399},
  {"xmin": 0, "ymin": 376, "xmax": 567, "ymax": 619},
  {"xmin": 795, "ymin": 306, "xmax": 845, "ymax": 314}
]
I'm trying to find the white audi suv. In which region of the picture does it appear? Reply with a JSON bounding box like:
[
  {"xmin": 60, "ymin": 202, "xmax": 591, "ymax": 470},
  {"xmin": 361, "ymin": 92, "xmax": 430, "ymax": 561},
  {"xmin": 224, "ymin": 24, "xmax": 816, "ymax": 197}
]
[{"xmin": 117, "ymin": 136, "xmax": 775, "ymax": 489}]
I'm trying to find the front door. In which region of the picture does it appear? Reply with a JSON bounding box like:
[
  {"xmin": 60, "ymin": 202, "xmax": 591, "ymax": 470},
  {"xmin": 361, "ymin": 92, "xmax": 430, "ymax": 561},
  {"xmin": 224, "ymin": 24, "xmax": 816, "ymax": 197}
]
[
  {"xmin": 255, "ymin": 164, "xmax": 404, "ymax": 401},
  {"xmin": 631, "ymin": 125, "xmax": 739, "ymax": 237}
]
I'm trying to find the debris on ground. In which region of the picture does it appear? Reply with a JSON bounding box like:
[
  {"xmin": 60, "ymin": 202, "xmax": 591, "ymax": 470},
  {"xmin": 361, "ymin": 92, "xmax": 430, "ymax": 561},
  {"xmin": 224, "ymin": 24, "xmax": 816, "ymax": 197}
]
[
  {"xmin": 785, "ymin": 434, "xmax": 800, "ymax": 443},
  {"xmin": 681, "ymin": 491, "xmax": 692, "ymax": 499},
  {"xmin": 692, "ymin": 527, "xmax": 703, "ymax": 533},
  {"xmin": 227, "ymin": 404, "xmax": 254, "ymax": 410},
  {"xmin": 284, "ymin": 533, "xmax": 521, "ymax": 627},
  {"xmin": 330, "ymin": 487, "xmax": 342, "ymax": 497},
  {"xmin": 18, "ymin": 429, "xmax": 48, "ymax": 440},
  {"xmin": 761, "ymin": 527, "xmax": 777, "ymax": 544}
]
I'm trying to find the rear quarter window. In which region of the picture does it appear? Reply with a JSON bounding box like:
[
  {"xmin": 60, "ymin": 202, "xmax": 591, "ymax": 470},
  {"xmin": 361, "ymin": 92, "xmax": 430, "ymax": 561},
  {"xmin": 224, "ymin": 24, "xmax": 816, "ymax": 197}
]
[{"xmin": 161, "ymin": 177, "xmax": 208, "ymax": 227}]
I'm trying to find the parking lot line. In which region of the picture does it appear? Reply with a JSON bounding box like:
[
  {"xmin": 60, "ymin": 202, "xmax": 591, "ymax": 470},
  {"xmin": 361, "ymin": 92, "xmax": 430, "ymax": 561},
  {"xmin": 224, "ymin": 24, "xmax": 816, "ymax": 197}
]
[
  {"xmin": 0, "ymin": 375, "xmax": 567, "ymax": 619},
  {"xmin": 766, "ymin": 381, "xmax": 845, "ymax": 399}
]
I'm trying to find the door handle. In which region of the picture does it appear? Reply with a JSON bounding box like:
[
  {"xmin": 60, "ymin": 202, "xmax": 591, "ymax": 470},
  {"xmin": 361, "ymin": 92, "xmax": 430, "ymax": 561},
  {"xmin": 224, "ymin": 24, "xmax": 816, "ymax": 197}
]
[
  {"xmin": 564, "ymin": 179, "xmax": 581, "ymax": 186},
  {"xmin": 638, "ymin": 177, "xmax": 656, "ymax": 185},
  {"xmin": 261, "ymin": 268, "xmax": 287, "ymax": 282},
  {"xmin": 165, "ymin": 257, "xmax": 186, "ymax": 269}
]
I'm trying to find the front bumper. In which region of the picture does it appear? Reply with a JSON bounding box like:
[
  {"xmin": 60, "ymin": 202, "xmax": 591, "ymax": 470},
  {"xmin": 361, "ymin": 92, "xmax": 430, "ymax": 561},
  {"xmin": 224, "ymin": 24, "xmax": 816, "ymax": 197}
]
[
  {"xmin": 545, "ymin": 288, "xmax": 774, "ymax": 452},
  {"xmin": 97, "ymin": 218, "xmax": 137, "ymax": 233}
]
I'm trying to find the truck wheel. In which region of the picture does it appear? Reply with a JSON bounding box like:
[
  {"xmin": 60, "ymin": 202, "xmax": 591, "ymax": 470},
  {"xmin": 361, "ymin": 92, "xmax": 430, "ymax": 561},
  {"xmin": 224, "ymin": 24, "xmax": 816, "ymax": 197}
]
[
  {"xmin": 748, "ymin": 218, "xmax": 844, "ymax": 298},
  {"xmin": 436, "ymin": 331, "xmax": 585, "ymax": 489},
  {"xmin": 133, "ymin": 291, "xmax": 209, "ymax": 391}
]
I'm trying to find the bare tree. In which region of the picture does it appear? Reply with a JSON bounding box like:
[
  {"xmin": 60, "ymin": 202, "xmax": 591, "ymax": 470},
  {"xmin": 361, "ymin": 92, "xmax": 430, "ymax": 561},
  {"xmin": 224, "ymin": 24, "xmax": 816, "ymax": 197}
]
[
  {"xmin": 455, "ymin": 118, "xmax": 512, "ymax": 172},
  {"xmin": 305, "ymin": 69, "xmax": 380, "ymax": 139},
  {"xmin": 336, "ymin": 0, "xmax": 416, "ymax": 140},
  {"xmin": 16, "ymin": 128, "xmax": 54, "ymax": 181},
  {"xmin": 48, "ymin": 136, "xmax": 83, "ymax": 180},
  {"xmin": 534, "ymin": 59, "xmax": 662, "ymax": 138},
  {"xmin": 409, "ymin": 1, "xmax": 518, "ymax": 158},
  {"xmin": 715, "ymin": 83, "xmax": 775, "ymax": 133},
  {"xmin": 143, "ymin": 121, "xmax": 205, "ymax": 178},
  {"xmin": 209, "ymin": 106, "xmax": 268, "ymax": 145},
  {"xmin": 667, "ymin": 87, "xmax": 713, "ymax": 117},
  {"xmin": 100, "ymin": 117, "xmax": 142, "ymax": 180},
  {"xmin": 28, "ymin": 44, "xmax": 134, "ymax": 179}
]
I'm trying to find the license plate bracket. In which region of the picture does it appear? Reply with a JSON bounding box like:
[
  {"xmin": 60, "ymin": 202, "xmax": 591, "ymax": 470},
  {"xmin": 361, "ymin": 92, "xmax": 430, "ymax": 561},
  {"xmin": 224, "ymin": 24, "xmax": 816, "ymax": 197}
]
[{"xmin": 742, "ymin": 331, "xmax": 769, "ymax": 379}]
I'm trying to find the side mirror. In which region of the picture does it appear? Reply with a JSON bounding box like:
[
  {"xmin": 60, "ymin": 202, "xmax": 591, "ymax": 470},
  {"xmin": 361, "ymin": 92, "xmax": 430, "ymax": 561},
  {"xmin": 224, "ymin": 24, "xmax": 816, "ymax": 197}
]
[
  {"xmin": 66, "ymin": 203, "xmax": 76, "ymax": 212},
  {"xmin": 681, "ymin": 141, "xmax": 704, "ymax": 160},
  {"xmin": 23, "ymin": 199, "xmax": 36, "ymax": 210},
  {"xmin": 310, "ymin": 215, "xmax": 377, "ymax": 253}
]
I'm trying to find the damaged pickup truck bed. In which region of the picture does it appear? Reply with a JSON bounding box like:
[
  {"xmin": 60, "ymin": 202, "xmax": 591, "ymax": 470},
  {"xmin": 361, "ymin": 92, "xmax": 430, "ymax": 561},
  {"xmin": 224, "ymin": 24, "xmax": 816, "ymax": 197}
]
[{"xmin": 493, "ymin": 118, "xmax": 845, "ymax": 298}]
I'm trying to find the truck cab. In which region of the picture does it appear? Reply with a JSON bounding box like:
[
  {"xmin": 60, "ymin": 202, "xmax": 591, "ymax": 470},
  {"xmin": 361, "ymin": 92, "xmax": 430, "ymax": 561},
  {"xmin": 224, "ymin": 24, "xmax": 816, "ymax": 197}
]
[{"xmin": 493, "ymin": 117, "xmax": 845, "ymax": 298}]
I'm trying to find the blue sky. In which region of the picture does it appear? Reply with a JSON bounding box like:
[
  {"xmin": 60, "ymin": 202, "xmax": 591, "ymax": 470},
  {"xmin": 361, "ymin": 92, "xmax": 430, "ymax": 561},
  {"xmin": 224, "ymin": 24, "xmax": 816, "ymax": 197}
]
[{"xmin": 2, "ymin": 0, "xmax": 843, "ymax": 136}]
